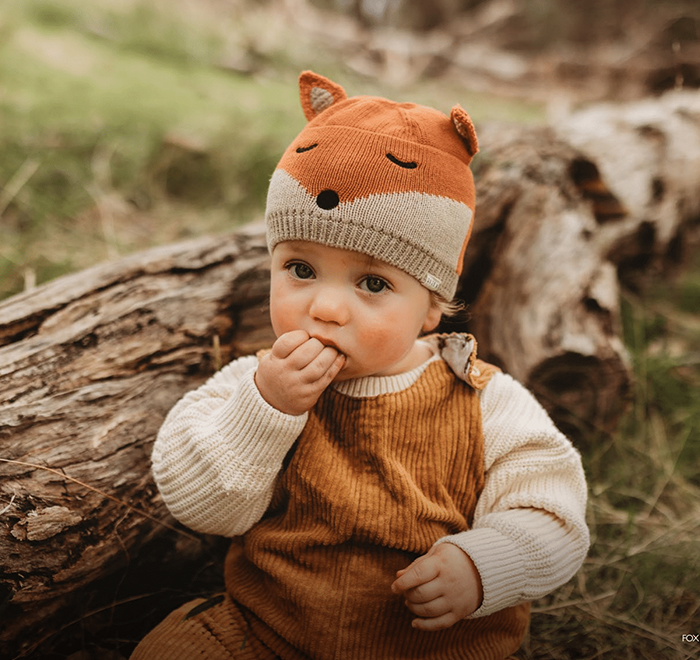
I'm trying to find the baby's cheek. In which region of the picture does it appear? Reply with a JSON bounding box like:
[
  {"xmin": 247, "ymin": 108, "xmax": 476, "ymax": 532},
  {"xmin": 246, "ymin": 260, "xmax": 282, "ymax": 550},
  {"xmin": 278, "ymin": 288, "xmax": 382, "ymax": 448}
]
[
  {"xmin": 357, "ymin": 324, "xmax": 407, "ymax": 361},
  {"xmin": 270, "ymin": 306, "xmax": 295, "ymax": 339},
  {"xmin": 270, "ymin": 284, "xmax": 299, "ymax": 337}
]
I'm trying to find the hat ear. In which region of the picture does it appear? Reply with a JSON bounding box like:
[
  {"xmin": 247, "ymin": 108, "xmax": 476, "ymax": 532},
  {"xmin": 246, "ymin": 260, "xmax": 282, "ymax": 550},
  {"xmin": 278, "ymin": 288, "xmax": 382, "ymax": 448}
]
[
  {"xmin": 451, "ymin": 105, "xmax": 479, "ymax": 159},
  {"xmin": 299, "ymin": 71, "xmax": 348, "ymax": 122}
]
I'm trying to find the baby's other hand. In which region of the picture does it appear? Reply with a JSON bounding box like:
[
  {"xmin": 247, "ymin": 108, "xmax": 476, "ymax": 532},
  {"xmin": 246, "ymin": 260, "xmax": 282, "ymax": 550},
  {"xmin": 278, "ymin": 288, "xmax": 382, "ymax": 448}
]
[
  {"xmin": 255, "ymin": 330, "xmax": 345, "ymax": 415},
  {"xmin": 391, "ymin": 543, "xmax": 483, "ymax": 631}
]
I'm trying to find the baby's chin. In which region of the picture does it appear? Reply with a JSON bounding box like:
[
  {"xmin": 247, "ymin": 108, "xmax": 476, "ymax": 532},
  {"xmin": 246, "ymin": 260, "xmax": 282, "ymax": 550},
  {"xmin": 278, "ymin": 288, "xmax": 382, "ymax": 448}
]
[
  {"xmin": 331, "ymin": 359, "xmax": 379, "ymax": 383},
  {"xmin": 331, "ymin": 360, "xmax": 400, "ymax": 382},
  {"xmin": 332, "ymin": 369, "xmax": 356, "ymax": 383},
  {"xmin": 330, "ymin": 358, "xmax": 357, "ymax": 382}
]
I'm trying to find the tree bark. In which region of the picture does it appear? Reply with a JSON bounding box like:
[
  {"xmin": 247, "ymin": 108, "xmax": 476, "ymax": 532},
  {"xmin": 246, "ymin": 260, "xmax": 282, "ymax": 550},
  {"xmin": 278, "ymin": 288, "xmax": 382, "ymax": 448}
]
[
  {"xmin": 0, "ymin": 229, "xmax": 275, "ymax": 656},
  {"xmin": 452, "ymin": 90, "xmax": 700, "ymax": 439},
  {"xmin": 1, "ymin": 91, "xmax": 700, "ymax": 657}
]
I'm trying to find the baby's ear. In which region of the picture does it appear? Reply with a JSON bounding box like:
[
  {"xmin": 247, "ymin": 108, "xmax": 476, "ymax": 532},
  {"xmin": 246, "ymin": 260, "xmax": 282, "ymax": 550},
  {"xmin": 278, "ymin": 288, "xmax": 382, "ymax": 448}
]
[
  {"xmin": 450, "ymin": 105, "xmax": 479, "ymax": 159},
  {"xmin": 299, "ymin": 71, "xmax": 348, "ymax": 121},
  {"xmin": 422, "ymin": 303, "xmax": 443, "ymax": 334}
]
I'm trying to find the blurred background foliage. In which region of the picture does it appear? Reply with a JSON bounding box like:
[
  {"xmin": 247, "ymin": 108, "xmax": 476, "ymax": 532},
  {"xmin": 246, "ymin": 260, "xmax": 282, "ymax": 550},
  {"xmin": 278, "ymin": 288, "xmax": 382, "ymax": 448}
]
[
  {"xmin": 2, "ymin": 0, "xmax": 698, "ymax": 300},
  {"xmin": 0, "ymin": 0, "xmax": 542, "ymax": 300},
  {"xmin": 1, "ymin": 0, "xmax": 699, "ymax": 658}
]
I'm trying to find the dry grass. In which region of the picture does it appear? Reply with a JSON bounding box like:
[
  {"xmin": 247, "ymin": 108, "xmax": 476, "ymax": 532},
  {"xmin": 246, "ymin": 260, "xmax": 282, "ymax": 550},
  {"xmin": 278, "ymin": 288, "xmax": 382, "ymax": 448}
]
[{"xmin": 521, "ymin": 256, "xmax": 700, "ymax": 660}]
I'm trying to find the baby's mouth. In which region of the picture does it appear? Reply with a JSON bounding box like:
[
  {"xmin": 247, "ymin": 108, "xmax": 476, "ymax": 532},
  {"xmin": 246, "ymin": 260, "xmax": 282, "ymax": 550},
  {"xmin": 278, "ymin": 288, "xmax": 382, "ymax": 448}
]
[
  {"xmin": 317, "ymin": 337, "xmax": 348, "ymax": 367},
  {"xmin": 312, "ymin": 335, "xmax": 341, "ymax": 352}
]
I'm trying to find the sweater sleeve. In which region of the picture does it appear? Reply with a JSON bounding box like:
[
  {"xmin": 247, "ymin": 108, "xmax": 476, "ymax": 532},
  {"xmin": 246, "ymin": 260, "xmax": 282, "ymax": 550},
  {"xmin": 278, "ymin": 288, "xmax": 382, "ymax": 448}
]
[
  {"xmin": 435, "ymin": 371, "xmax": 590, "ymax": 618},
  {"xmin": 151, "ymin": 355, "xmax": 308, "ymax": 537}
]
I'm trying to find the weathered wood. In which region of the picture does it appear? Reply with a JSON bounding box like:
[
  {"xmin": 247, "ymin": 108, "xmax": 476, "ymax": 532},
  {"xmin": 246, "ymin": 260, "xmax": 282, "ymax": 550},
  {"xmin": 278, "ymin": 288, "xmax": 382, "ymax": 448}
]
[
  {"xmin": 0, "ymin": 229, "xmax": 274, "ymax": 656},
  {"xmin": 557, "ymin": 90, "xmax": 700, "ymax": 282},
  {"xmin": 454, "ymin": 91, "xmax": 700, "ymax": 438},
  {"xmin": 456, "ymin": 124, "xmax": 633, "ymax": 439},
  {"xmin": 1, "ymin": 91, "xmax": 700, "ymax": 657}
]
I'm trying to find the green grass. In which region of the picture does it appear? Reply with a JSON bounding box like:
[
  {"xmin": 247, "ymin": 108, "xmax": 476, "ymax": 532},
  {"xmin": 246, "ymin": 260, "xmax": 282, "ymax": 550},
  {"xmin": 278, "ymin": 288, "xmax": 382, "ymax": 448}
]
[
  {"xmin": 0, "ymin": 0, "xmax": 306, "ymax": 298},
  {"xmin": 0, "ymin": 0, "xmax": 544, "ymax": 301}
]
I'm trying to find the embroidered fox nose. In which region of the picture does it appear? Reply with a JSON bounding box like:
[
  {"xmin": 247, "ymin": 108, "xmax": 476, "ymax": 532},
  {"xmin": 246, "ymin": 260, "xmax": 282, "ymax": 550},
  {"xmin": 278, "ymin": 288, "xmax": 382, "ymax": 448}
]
[{"xmin": 316, "ymin": 189, "xmax": 340, "ymax": 210}]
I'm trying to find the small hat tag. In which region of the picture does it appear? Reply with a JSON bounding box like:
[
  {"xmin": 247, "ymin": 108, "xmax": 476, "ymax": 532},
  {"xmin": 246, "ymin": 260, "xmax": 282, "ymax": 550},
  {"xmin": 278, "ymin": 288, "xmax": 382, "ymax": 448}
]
[{"xmin": 424, "ymin": 273, "xmax": 442, "ymax": 291}]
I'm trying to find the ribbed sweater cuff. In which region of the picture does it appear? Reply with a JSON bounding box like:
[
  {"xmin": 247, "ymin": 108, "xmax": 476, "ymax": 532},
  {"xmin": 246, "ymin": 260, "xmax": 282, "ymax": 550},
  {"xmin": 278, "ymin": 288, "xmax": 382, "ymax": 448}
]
[
  {"xmin": 436, "ymin": 528, "xmax": 525, "ymax": 618},
  {"xmin": 215, "ymin": 367, "xmax": 308, "ymax": 467}
]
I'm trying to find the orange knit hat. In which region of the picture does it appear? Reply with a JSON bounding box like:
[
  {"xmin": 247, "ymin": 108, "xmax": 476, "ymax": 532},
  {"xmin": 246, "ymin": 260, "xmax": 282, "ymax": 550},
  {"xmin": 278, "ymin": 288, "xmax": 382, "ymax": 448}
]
[{"xmin": 265, "ymin": 71, "xmax": 478, "ymax": 301}]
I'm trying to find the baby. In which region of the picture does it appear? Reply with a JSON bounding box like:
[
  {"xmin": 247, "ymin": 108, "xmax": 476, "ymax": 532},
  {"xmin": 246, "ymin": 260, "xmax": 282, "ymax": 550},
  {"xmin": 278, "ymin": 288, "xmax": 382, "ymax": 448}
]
[{"xmin": 132, "ymin": 71, "xmax": 589, "ymax": 660}]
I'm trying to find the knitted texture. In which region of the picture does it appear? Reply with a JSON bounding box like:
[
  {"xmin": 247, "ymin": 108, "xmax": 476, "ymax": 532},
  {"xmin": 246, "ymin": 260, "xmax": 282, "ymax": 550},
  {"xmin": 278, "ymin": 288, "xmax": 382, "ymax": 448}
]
[
  {"xmin": 265, "ymin": 71, "xmax": 479, "ymax": 301},
  {"xmin": 224, "ymin": 359, "xmax": 529, "ymax": 660},
  {"xmin": 150, "ymin": 338, "xmax": 589, "ymax": 620}
]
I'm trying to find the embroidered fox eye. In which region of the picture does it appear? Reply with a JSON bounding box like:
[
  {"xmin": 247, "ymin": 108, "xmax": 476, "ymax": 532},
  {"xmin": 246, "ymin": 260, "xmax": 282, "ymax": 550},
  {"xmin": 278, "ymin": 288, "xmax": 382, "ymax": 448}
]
[
  {"xmin": 386, "ymin": 153, "xmax": 417, "ymax": 169},
  {"xmin": 296, "ymin": 143, "xmax": 318, "ymax": 153}
]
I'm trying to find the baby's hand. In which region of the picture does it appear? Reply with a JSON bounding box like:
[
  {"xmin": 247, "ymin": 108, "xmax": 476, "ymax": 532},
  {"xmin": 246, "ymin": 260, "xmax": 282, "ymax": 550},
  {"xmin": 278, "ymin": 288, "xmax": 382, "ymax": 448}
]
[
  {"xmin": 255, "ymin": 330, "xmax": 346, "ymax": 415},
  {"xmin": 391, "ymin": 543, "xmax": 483, "ymax": 631}
]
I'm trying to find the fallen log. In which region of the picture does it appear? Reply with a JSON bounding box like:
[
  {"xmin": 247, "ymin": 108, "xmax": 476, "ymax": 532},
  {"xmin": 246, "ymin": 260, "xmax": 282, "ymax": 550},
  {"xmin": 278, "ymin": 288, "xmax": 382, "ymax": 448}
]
[
  {"xmin": 556, "ymin": 89, "xmax": 700, "ymax": 283},
  {"xmin": 0, "ymin": 230, "xmax": 275, "ymax": 656},
  {"xmin": 455, "ymin": 123, "xmax": 633, "ymax": 440},
  {"xmin": 455, "ymin": 90, "xmax": 700, "ymax": 439},
  {"xmin": 1, "ymin": 90, "xmax": 699, "ymax": 658}
]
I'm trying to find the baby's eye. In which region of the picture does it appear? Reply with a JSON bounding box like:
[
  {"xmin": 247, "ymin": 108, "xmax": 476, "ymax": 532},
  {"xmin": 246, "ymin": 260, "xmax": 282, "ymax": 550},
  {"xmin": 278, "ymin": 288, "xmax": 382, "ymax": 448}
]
[
  {"xmin": 360, "ymin": 276, "xmax": 390, "ymax": 294},
  {"xmin": 288, "ymin": 262, "xmax": 315, "ymax": 279}
]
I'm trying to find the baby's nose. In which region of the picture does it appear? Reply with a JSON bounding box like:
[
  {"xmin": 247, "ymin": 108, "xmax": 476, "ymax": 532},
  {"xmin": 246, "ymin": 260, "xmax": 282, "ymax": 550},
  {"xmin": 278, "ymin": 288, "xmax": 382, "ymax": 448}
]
[
  {"xmin": 310, "ymin": 288, "xmax": 350, "ymax": 325},
  {"xmin": 316, "ymin": 189, "xmax": 339, "ymax": 210}
]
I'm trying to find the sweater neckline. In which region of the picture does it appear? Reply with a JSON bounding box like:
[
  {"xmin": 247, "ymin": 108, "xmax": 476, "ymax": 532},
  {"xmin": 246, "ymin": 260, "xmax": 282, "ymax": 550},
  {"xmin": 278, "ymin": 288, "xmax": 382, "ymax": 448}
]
[{"xmin": 331, "ymin": 344, "xmax": 441, "ymax": 398}]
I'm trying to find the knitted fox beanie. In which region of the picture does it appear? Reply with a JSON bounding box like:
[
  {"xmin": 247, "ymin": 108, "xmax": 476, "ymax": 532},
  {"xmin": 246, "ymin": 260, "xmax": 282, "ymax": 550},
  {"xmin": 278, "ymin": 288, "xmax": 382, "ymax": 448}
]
[{"xmin": 265, "ymin": 71, "xmax": 479, "ymax": 301}]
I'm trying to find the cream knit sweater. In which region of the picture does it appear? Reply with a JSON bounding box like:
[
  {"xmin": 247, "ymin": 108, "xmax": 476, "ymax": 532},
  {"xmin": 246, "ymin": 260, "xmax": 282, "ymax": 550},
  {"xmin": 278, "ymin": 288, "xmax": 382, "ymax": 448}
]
[{"xmin": 151, "ymin": 338, "xmax": 589, "ymax": 619}]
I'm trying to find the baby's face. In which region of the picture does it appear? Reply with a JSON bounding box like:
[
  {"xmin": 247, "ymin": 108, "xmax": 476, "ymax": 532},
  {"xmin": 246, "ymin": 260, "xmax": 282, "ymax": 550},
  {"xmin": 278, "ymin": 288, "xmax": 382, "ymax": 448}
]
[{"xmin": 269, "ymin": 241, "xmax": 441, "ymax": 380}]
